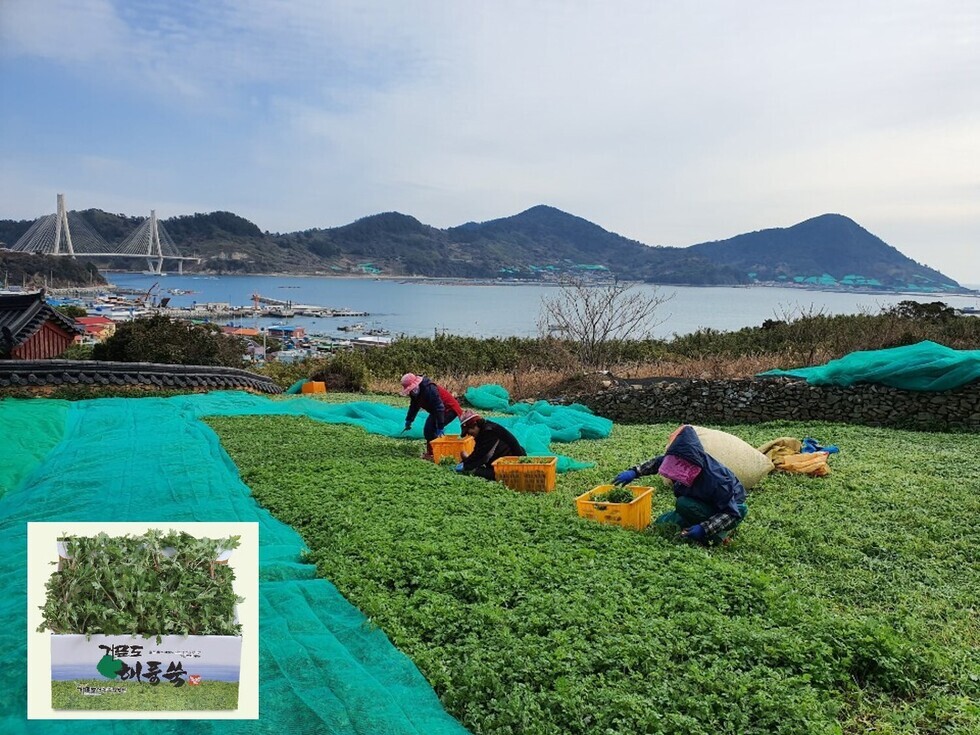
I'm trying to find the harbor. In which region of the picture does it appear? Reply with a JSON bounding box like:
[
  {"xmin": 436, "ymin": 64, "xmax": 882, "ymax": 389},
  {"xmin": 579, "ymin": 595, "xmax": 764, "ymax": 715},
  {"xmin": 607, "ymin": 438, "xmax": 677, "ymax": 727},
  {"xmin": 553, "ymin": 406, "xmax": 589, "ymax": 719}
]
[
  {"xmin": 40, "ymin": 281, "xmax": 393, "ymax": 356},
  {"xmin": 47, "ymin": 284, "xmax": 371, "ymax": 323}
]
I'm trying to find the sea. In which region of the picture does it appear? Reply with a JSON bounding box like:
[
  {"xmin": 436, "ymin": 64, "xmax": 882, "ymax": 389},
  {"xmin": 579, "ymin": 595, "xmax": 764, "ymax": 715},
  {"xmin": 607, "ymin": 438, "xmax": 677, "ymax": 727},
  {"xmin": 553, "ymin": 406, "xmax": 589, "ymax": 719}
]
[{"xmin": 104, "ymin": 272, "xmax": 980, "ymax": 341}]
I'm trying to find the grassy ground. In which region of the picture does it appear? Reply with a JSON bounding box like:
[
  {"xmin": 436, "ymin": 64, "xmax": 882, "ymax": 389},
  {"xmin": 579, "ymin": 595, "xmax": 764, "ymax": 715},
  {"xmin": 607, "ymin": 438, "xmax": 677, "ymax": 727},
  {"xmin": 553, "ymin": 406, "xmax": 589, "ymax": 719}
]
[
  {"xmin": 52, "ymin": 679, "xmax": 239, "ymax": 711},
  {"xmin": 208, "ymin": 394, "xmax": 979, "ymax": 735}
]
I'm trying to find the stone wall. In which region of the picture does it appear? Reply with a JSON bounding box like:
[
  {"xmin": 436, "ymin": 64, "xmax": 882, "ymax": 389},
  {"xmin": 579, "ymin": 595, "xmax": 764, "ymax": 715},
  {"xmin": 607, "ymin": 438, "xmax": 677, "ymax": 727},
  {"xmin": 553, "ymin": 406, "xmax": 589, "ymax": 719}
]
[{"xmin": 577, "ymin": 377, "xmax": 980, "ymax": 431}]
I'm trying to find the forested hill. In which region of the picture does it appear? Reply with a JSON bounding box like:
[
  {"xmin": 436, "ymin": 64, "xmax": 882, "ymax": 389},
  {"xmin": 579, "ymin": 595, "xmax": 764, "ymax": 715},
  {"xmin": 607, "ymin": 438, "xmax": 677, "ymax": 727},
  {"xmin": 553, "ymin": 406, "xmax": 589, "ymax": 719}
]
[
  {"xmin": 0, "ymin": 206, "xmax": 968, "ymax": 291},
  {"xmin": 0, "ymin": 251, "xmax": 106, "ymax": 289},
  {"xmin": 685, "ymin": 214, "xmax": 962, "ymax": 292}
]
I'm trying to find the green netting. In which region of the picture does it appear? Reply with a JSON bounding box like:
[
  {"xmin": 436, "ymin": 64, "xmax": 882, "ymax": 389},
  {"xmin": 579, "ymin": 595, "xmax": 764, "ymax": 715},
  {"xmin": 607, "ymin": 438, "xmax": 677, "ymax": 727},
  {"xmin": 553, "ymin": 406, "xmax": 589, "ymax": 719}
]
[
  {"xmin": 758, "ymin": 340, "xmax": 980, "ymax": 391},
  {"xmin": 0, "ymin": 394, "xmax": 471, "ymax": 735},
  {"xmin": 462, "ymin": 384, "xmax": 613, "ymax": 471},
  {"xmin": 1, "ymin": 386, "xmax": 613, "ymax": 733},
  {"xmin": 0, "ymin": 399, "xmax": 70, "ymax": 500}
]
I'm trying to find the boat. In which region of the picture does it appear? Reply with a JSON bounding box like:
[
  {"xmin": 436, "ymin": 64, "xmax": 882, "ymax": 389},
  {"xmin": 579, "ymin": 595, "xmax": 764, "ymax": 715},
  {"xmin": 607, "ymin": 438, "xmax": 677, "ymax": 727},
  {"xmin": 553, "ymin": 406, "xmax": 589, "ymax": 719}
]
[{"xmin": 337, "ymin": 323, "xmax": 364, "ymax": 332}]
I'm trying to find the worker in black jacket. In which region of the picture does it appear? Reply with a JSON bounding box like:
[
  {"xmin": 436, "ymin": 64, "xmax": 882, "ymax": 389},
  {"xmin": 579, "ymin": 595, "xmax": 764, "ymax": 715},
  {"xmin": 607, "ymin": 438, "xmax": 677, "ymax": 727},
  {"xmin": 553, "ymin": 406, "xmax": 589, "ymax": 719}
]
[{"xmin": 456, "ymin": 410, "xmax": 526, "ymax": 480}]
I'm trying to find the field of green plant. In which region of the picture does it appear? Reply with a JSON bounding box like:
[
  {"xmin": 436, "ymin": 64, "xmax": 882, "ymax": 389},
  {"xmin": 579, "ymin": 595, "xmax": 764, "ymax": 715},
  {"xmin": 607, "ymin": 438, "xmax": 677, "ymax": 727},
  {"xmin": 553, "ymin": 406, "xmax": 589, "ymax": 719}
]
[
  {"xmin": 51, "ymin": 679, "xmax": 239, "ymax": 711},
  {"xmin": 208, "ymin": 397, "xmax": 979, "ymax": 735}
]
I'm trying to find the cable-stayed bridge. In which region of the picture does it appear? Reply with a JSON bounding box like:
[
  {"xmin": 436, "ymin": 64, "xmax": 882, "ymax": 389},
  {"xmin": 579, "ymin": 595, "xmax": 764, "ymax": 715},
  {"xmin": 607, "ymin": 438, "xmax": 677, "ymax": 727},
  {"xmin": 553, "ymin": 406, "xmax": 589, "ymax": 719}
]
[{"xmin": 10, "ymin": 194, "xmax": 200, "ymax": 275}]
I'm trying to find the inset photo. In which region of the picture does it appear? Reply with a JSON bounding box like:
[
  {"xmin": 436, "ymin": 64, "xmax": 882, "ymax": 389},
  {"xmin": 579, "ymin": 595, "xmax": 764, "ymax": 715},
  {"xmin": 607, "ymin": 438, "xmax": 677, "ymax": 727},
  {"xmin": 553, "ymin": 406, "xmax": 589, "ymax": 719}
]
[{"xmin": 27, "ymin": 522, "xmax": 258, "ymax": 720}]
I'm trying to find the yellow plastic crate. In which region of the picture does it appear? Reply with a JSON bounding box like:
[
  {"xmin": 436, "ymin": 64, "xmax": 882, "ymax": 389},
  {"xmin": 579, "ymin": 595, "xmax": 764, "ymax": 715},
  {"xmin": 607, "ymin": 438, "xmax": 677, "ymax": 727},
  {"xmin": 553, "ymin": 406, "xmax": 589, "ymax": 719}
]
[
  {"xmin": 430, "ymin": 435, "xmax": 475, "ymax": 465},
  {"xmin": 301, "ymin": 380, "xmax": 327, "ymax": 394},
  {"xmin": 492, "ymin": 456, "xmax": 558, "ymax": 492},
  {"xmin": 575, "ymin": 485, "xmax": 654, "ymax": 531}
]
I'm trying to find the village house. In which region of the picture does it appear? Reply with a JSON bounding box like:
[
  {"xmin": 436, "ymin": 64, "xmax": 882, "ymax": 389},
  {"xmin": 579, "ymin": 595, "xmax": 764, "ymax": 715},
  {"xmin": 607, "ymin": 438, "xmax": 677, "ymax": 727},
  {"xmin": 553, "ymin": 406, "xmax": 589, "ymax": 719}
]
[
  {"xmin": 0, "ymin": 291, "xmax": 84, "ymax": 359},
  {"xmin": 74, "ymin": 315, "xmax": 117, "ymax": 344}
]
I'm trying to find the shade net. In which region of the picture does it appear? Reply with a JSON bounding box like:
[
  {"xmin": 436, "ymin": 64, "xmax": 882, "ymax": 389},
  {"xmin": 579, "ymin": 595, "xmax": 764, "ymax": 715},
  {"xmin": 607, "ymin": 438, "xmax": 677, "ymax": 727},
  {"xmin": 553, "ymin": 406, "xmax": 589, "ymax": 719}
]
[
  {"xmin": 1, "ymin": 386, "xmax": 612, "ymax": 733},
  {"xmin": 758, "ymin": 340, "xmax": 980, "ymax": 392},
  {"xmin": 463, "ymin": 384, "xmax": 611, "ymax": 471},
  {"xmin": 0, "ymin": 393, "xmax": 472, "ymax": 735}
]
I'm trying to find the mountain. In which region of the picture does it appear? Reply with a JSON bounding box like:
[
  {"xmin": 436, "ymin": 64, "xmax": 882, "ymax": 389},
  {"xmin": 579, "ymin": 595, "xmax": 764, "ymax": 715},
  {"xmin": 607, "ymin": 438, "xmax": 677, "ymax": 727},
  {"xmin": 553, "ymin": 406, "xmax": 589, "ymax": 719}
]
[
  {"xmin": 685, "ymin": 214, "xmax": 962, "ymax": 292},
  {"xmin": 446, "ymin": 206, "xmax": 744, "ymax": 284},
  {"xmin": 0, "ymin": 206, "xmax": 967, "ymax": 292}
]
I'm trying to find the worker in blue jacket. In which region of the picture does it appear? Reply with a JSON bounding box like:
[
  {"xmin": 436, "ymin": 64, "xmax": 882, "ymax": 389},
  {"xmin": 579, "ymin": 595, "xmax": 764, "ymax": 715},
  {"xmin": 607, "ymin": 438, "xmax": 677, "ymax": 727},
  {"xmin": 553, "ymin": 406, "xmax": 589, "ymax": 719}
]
[{"xmin": 612, "ymin": 425, "xmax": 748, "ymax": 544}]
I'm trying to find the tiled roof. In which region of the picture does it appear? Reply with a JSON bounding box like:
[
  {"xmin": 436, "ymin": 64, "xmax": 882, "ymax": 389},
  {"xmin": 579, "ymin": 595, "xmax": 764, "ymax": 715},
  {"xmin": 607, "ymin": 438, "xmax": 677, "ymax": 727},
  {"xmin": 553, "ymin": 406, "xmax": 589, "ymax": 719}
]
[
  {"xmin": 0, "ymin": 291, "xmax": 84, "ymax": 353},
  {"xmin": 0, "ymin": 360, "xmax": 283, "ymax": 394}
]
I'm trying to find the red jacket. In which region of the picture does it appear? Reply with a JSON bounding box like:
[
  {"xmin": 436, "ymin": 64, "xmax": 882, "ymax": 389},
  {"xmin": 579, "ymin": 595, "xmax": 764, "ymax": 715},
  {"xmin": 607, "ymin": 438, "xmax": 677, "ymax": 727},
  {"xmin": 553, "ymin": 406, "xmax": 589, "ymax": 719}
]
[{"xmin": 405, "ymin": 377, "xmax": 462, "ymax": 429}]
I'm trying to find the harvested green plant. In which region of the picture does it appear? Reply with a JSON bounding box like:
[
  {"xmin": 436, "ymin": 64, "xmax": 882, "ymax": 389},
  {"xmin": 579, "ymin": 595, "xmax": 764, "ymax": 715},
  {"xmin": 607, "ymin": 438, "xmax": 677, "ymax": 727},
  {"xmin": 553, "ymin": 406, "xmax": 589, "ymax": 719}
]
[
  {"xmin": 38, "ymin": 530, "xmax": 243, "ymax": 637},
  {"xmin": 590, "ymin": 486, "xmax": 634, "ymax": 504}
]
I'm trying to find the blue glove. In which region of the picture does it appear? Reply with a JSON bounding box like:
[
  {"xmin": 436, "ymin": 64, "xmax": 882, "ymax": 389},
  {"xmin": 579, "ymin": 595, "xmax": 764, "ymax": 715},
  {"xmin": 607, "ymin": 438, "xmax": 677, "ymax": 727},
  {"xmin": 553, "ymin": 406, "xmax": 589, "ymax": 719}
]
[
  {"xmin": 435, "ymin": 428, "xmax": 445, "ymax": 438},
  {"xmin": 613, "ymin": 469, "xmax": 638, "ymax": 486},
  {"xmin": 454, "ymin": 462, "xmax": 464, "ymax": 472},
  {"xmin": 683, "ymin": 524, "xmax": 707, "ymax": 542}
]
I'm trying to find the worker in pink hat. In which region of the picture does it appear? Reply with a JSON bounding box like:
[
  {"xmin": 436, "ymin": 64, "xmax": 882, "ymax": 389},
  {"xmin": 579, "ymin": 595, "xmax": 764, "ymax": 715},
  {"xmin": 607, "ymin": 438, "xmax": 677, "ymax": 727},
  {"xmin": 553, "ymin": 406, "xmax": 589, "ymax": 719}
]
[{"xmin": 401, "ymin": 372, "xmax": 463, "ymax": 460}]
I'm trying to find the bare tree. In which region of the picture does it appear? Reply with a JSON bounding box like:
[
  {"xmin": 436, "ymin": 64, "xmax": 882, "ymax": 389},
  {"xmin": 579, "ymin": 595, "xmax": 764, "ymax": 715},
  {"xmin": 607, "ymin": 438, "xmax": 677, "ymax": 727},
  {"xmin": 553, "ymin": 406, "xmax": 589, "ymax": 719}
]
[{"xmin": 538, "ymin": 276, "xmax": 672, "ymax": 369}]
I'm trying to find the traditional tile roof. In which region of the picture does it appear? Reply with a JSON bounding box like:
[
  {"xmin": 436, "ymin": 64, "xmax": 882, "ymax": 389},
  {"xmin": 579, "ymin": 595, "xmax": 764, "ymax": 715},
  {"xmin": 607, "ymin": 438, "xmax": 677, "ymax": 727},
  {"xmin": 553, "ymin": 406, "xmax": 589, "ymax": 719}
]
[
  {"xmin": 0, "ymin": 360, "xmax": 283, "ymax": 393},
  {"xmin": 0, "ymin": 291, "xmax": 84, "ymax": 355}
]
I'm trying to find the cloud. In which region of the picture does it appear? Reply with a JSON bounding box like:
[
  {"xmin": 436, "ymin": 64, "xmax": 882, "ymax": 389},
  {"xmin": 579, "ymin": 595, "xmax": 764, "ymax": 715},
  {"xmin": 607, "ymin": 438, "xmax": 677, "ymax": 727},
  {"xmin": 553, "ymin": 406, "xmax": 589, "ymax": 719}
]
[{"xmin": 2, "ymin": 1, "xmax": 979, "ymax": 282}]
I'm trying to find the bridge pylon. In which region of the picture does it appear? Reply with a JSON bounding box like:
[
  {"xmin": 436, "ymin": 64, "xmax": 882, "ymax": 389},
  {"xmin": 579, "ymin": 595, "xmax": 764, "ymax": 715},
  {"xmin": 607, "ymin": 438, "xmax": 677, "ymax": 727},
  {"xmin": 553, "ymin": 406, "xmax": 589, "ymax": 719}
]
[
  {"xmin": 144, "ymin": 210, "xmax": 165, "ymax": 275},
  {"xmin": 52, "ymin": 193, "xmax": 75, "ymax": 256}
]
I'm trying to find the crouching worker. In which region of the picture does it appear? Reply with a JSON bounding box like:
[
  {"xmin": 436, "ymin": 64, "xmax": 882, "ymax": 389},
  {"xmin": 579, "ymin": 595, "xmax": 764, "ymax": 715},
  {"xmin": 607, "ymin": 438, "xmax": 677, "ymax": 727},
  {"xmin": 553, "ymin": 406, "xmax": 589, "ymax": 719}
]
[
  {"xmin": 401, "ymin": 372, "xmax": 463, "ymax": 461},
  {"xmin": 455, "ymin": 410, "xmax": 526, "ymax": 480},
  {"xmin": 612, "ymin": 425, "xmax": 747, "ymax": 544}
]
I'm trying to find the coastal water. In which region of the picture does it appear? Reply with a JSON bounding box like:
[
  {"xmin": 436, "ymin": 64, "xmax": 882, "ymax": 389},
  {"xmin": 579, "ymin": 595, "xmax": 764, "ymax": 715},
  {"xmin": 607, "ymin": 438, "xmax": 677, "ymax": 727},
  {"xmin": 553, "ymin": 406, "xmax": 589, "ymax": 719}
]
[{"xmin": 105, "ymin": 272, "xmax": 980, "ymax": 340}]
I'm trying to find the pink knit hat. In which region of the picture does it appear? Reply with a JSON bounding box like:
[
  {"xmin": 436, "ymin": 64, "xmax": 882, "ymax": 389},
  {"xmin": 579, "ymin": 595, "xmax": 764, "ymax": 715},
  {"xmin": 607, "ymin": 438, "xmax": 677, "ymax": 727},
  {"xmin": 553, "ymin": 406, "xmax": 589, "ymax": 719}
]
[
  {"xmin": 459, "ymin": 409, "xmax": 482, "ymax": 431},
  {"xmin": 400, "ymin": 372, "xmax": 423, "ymax": 395}
]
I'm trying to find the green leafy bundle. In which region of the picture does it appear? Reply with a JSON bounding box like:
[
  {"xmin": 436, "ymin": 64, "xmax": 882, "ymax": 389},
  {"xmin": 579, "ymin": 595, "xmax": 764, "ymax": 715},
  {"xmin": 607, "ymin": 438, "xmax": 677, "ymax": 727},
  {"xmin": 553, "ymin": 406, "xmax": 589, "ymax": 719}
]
[
  {"xmin": 590, "ymin": 486, "xmax": 634, "ymax": 504},
  {"xmin": 38, "ymin": 530, "xmax": 243, "ymax": 637}
]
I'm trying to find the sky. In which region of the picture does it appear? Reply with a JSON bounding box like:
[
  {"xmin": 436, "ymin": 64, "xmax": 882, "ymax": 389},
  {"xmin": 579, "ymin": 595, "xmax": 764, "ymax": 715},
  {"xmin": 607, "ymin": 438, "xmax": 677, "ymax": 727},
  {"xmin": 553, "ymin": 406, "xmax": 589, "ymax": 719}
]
[{"xmin": 1, "ymin": 0, "xmax": 978, "ymax": 283}]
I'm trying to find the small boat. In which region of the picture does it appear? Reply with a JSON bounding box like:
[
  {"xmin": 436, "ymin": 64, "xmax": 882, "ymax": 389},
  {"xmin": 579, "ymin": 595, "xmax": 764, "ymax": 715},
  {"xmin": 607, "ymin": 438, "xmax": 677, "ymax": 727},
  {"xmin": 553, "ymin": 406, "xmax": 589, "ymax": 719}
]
[{"xmin": 337, "ymin": 323, "xmax": 364, "ymax": 332}]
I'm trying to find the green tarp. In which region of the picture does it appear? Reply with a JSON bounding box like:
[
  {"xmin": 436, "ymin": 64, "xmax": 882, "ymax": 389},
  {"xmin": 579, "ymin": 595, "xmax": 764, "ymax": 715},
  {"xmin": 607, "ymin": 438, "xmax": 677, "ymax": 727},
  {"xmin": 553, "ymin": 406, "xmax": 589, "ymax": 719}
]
[
  {"xmin": 758, "ymin": 341, "xmax": 980, "ymax": 392},
  {"xmin": 0, "ymin": 393, "xmax": 470, "ymax": 735},
  {"xmin": 464, "ymin": 384, "xmax": 611, "ymax": 472},
  {"xmin": 1, "ymin": 387, "xmax": 612, "ymax": 734}
]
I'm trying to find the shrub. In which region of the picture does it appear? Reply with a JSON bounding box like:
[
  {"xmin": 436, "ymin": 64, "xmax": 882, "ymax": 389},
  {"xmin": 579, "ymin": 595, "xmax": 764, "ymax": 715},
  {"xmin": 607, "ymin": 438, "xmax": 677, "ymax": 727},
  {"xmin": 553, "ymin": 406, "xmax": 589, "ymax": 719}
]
[
  {"xmin": 254, "ymin": 356, "xmax": 329, "ymax": 389},
  {"xmin": 92, "ymin": 315, "xmax": 247, "ymax": 367},
  {"xmin": 310, "ymin": 350, "xmax": 369, "ymax": 392},
  {"xmin": 59, "ymin": 343, "xmax": 94, "ymax": 360}
]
